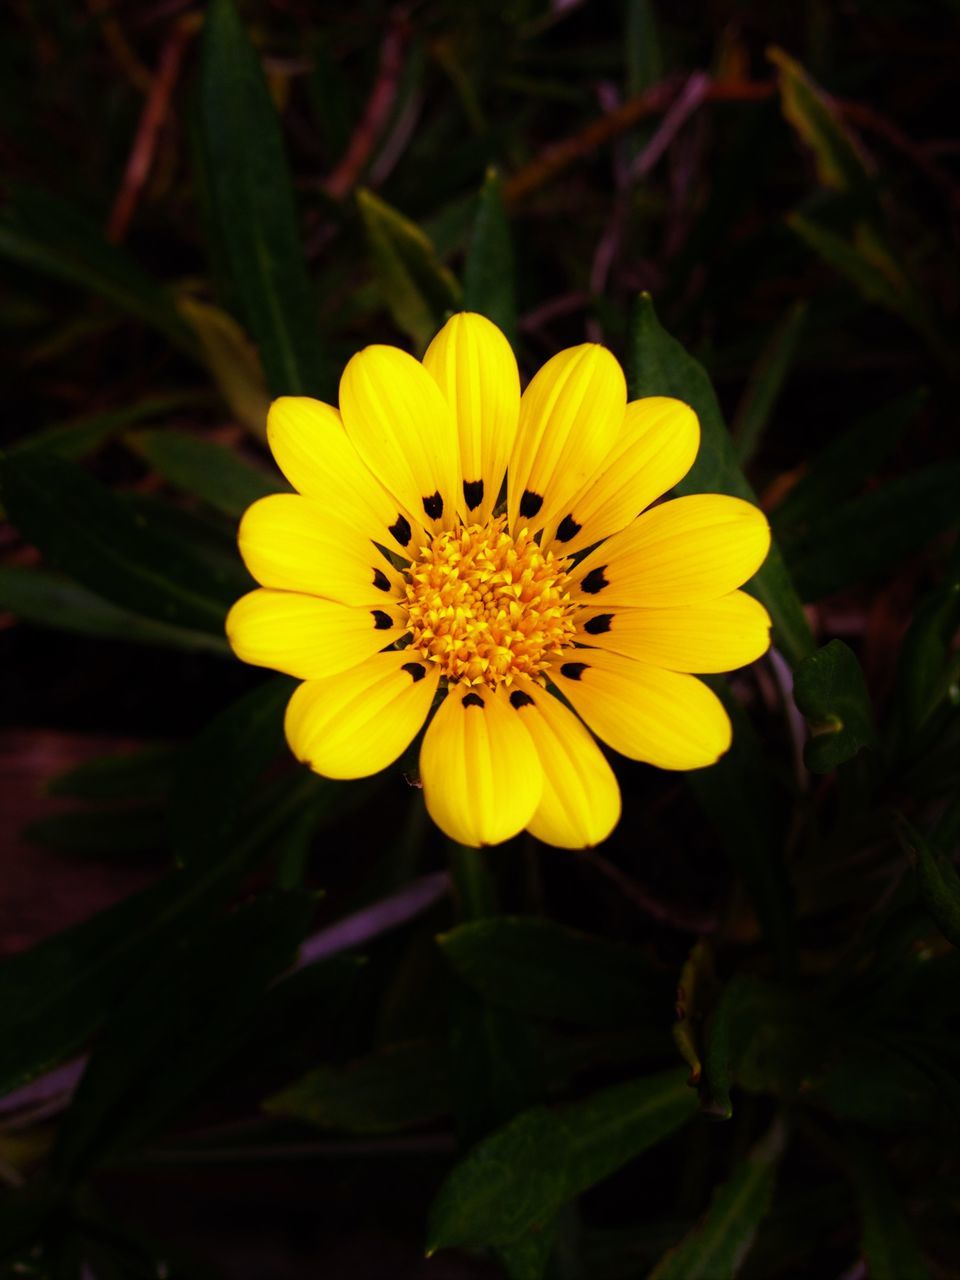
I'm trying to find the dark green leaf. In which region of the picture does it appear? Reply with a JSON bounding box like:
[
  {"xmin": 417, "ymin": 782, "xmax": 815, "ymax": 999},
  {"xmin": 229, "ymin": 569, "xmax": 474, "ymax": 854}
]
[
  {"xmin": 167, "ymin": 676, "xmax": 295, "ymax": 866},
  {"xmin": 892, "ymin": 568, "xmax": 960, "ymax": 747},
  {"xmin": 265, "ymin": 1039, "xmax": 449, "ymax": 1133},
  {"xmin": 846, "ymin": 1136, "xmax": 933, "ymax": 1280},
  {"xmin": 787, "ymin": 215, "xmax": 942, "ymax": 355},
  {"xmin": 25, "ymin": 808, "xmax": 164, "ymax": 857},
  {"xmin": 427, "ymin": 1106, "xmax": 570, "ymax": 1253},
  {"xmin": 768, "ymin": 48, "xmax": 876, "ymax": 206},
  {"xmin": 0, "ymin": 566, "xmax": 230, "ymax": 654},
  {"xmin": 428, "ymin": 1066, "xmax": 694, "ymax": 1251},
  {"xmin": 198, "ymin": 0, "xmax": 329, "ymax": 397},
  {"xmin": 463, "ymin": 168, "xmax": 516, "ymax": 345},
  {"xmin": 732, "ymin": 302, "xmax": 807, "ymax": 467},
  {"xmin": 900, "ymin": 819, "xmax": 960, "ymax": 950},
  {"xmin": 627, "ymin": 293, "xmax": 814, "ymax": 667},
  {"xmin": 687, "ymin": 682, "xmax": 794, "ymax": 972},
  {"xmin": 0, "ymin": 770, "xmax": 321, "ymax": 1096},
  {"xmin": 445, "ymin": 845, "xmax": 542, "ymax": 1149},
  {"xmin": 357, "ymin": 187, "xmax": 462, "ymax": 351},
  {"xmin": 128, "ymin": 429, "xmax": 279, "ymax": 518},
  {"xmin": 771, "ymin": 388, "xmax": 927, "ymax": 537},
  {"xmin": 793, "ymin": 640, "xmax": 877, "ymax": 772},
  {"xmin": 47, "ymin": 746, "xmax": 177, "ymax": 802},
  {"xmin": 10, "ymin": 394, "xmax": 205, "ymax": 463},
  {"xmin": 701, "ymin": 978, "xmax": 813, "ymax": 1117},
  {"xmin": 0, "ymin": 453, "xmax": 233, "ymax": 634},
  {"xmin": 649, "ymin": 1118, "xmax": 786, "ymax": 1279},
  {"xmin": 0, "ymin": 186, "xmax": 196, "ymax": 356},
  {"xmin": 626, "ymin": 0, "xmax": 662, "ymax": 94},
  {"xmin": 496, "ymin": 1216, "xmax": 561, "ymax": 1280},
  {"xmin": 439, "ymin": 915, "xmax": 666, "ymax": 1026},
  {"xmin": 672, "ymin": 941, "xmax": 711, "ymax": 1087},
  {"xmin": 809, "ymin": 1039, "xmax": 943, "ymax": 1129},
  {"xmin": 780, "ymin": 461, "xmax": 960, "ymax": 600},
  {"xmin": 559, "ymin": 1067, "xmax": 697, "ymax": 1196},
  {"xmin": 52, "ymin": 891, "xmax": 314, "ymax": 1178}
]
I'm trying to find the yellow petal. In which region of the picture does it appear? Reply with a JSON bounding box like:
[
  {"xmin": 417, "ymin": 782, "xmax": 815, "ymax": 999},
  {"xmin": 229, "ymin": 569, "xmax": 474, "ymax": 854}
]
[
  {"xmin": 575, "ymin": 591, "xmax": 771, "ymax": 673},
  {"xmin": 420, "ymin": 683, "xmax": 542, "ymax": 846},
  {"xmin": 507, "ymin": 344, "xmax": 626, "ymax": 536},
  {"xmin": 238, "ymin": 494, "xmax": 403, "ymax": 606},
  {"xmin": 507, "ymin": 682, "xmax": 620, "ymax": 849},
  {"xmin": 226, "ymin": 588, "xmax": 406, "ymax": 680},
  {"xmin": 267, "ymin": 397, "xmax": 426, "ymax": 557},
  {"xmin": 422, "ymin": 312, "xmax": 520, "ymax": 523},
  {"xmin": 553, "ymin": 648, "xmax": 732, "ymax": 770},
  {"xmin": 572, "ymin": 494, "xmax": 771, "ymax": 608},
  {"xmin": 340, "ymin": 344, "xmax": 460, "ymax": 532},
  {"xmin": 285, "ymin": 650, "xmax": 440, "ymax": 779},
  {"xmin": 542, "ymin": 397, "xmax": 699, "ymax": 555}
]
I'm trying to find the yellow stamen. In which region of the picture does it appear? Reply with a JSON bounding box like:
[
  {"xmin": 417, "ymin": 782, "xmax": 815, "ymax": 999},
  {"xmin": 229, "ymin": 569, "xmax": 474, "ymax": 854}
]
[{"xmin": 402, "ymin": 515, "xmax": 578, "ymax": 687}]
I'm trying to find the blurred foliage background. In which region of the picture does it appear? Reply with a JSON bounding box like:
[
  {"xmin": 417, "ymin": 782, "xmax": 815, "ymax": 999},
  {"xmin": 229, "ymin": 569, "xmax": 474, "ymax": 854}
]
[{"xmin": 1, "ymin": 0, "xmax": 959, "ymax": 1276}]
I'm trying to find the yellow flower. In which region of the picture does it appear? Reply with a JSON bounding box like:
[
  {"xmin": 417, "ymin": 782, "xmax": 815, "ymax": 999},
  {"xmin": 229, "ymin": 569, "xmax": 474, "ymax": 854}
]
[{"xmin": 227, "ymin": 312, "xmax": 771, "ymax": 848}]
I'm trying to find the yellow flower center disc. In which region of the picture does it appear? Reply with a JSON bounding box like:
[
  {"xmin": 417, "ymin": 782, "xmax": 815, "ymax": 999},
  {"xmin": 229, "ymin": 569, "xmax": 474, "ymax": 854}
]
[{"xmin": 402, "ymin": 515, "xmax": 578, "ymax": 687}]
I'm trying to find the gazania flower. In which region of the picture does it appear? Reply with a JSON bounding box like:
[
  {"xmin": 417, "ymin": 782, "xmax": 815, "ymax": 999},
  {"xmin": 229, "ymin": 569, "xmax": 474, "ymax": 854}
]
[{"xmin": 227, "ymin": 313, "xmax": 771, "ymax": 848}]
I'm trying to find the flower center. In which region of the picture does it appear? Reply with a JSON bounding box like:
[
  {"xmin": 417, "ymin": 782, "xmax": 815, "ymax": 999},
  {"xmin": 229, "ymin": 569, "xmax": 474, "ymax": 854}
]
[{"xmin": 402, "ymin": 515, "xmax": 578, "ymax": 687}]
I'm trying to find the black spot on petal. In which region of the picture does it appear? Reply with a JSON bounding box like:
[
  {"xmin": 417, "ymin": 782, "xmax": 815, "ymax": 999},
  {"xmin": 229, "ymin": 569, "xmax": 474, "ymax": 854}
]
[
  {"xmin": 389, "ymin": 514, "xmax": 411, "ymax": 546},
  {"xmin": 510, "ymin": 690, "xmax": 534, "ymax": 709},
  {"xmin": 371, "ymin": 610, "xmax": 393, "ymax": 630},
  {"xmin": 580, "ymin": 565, "xmax": 609, "ymax": 594},
  {"xmin": 583, "ymin": 613, "xmax": 613, "ymax": 635},
  {"xmin": 402, "ymin": 662, "xmax": 426, "ymax": 682},
  {"xmin": 556, "ymin": 514, "xmax": 582, "ymax": 542},
  {"xmin": 372, "ymin": 568, "xmax": 391, "ymax": 592},
  {"xmin": 519, "ymin": 489, "xmax": 543, "ymax": 519},
  {"xmin": 560, "ymin": 662, "xmax": 588, "ymax": 681},
  {"xmin": 463, "ymin": 479, "xmax": 484, "ymax": 510},
  {"xmin": 461, "ymin": 692, "xmax": 484, "ymax": 708},
  {"xmin": 423, "ymin": 491, "xmax": 443, "ymax": 520}
]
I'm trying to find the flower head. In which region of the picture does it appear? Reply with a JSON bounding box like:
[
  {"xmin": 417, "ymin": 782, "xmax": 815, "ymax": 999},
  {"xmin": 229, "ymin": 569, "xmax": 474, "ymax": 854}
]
[{"xmin": 227, "ymin": 313, "xmax": 771, "ymax": 848}]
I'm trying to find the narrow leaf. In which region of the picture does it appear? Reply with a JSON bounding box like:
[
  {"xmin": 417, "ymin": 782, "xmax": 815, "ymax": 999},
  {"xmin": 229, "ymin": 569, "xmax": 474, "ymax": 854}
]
[
  {"xmin": 788, "ymin": 214, "xmax": 941, "ymax": 353},
  {"xmin": 0, "ymin": 772, "xmax": 322, "ymax": 1097},
  {"xmin": 649, "ymin": 1118, "xmax": 786, "ymax": 1279},
  {"xmin": 892, "ymin": 570, "xmax": 960, "ymax": 746},
  {"xmin": 687, "ymin": 681, "xmax": 794, "ymax": 972},
  {"xmin": 793, "ymin": 640, "xmax": 877, "ymax": 772},
  {"xmin": 10, "ymin": 394, "xmax": 204, "ymax": 463},
  {"xmin": 846, "ymin": 1136, "xmax": 933, "ymax": 1280},
  {"xmin": 463, "ymin": 168, "xmax": 516, "ymax": 345},
  {"xmin": 358, "ymin": 187, "xmax": 462, "ymax": 351},
  {"xmin": 439, "ymin": 915, "xmax": 666, "ymax": 1026},
  {"xmin": 47, "ymin": 746, "xmax": 177, "ymax": 802},
  {"xmin": 768, "ymin": 48, "xmax": 875, "ymax": 204},
  {"xmin": 198, "ymin": 0, "xmax": 329, "ymax": 396},
  {"xmin": 167, "ymin": 676, "xmax": 295, "ymax": 866},
  {"xmin": 177, "ymin": 296, "xmax": 271, "ymax": 438},
  {"xmin": 0, "ymin": 453, "xmax": 233, "ymax": 634},
  {"xmin": 627, "ymin": 293, "xmax": 814, "ymax": 667},
  {"xmin": 900, "ymin": 819, "xmax": 960, "ymax": 950},
  {"xmin": 52, "ymin": 891, "xmax": 314, "ymax": 1178},
  {"xmin": 772, "ymin": 388, "xmax": 927, "ymax": 536},
  {"xmin": 128, "ymin": 429, "xmax": 278, "ymax": 518},
  {"xmin": 781, "ymin": 461, "xmax": 960, "ymax": 600},
  {"xmin": 733, "ymin": 302, "xmax": 807, "ymax": 466},
  {"xmin": 0, "ymin": 186, "xmax": 195, "ymax": 356},
  {"xmin": 0, "ymin": 566, "xmax": 230, "ymax": 654},
  {"xmin": 266, "ymin": 1039, "xmax": 449, "ymax": 1134}
]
